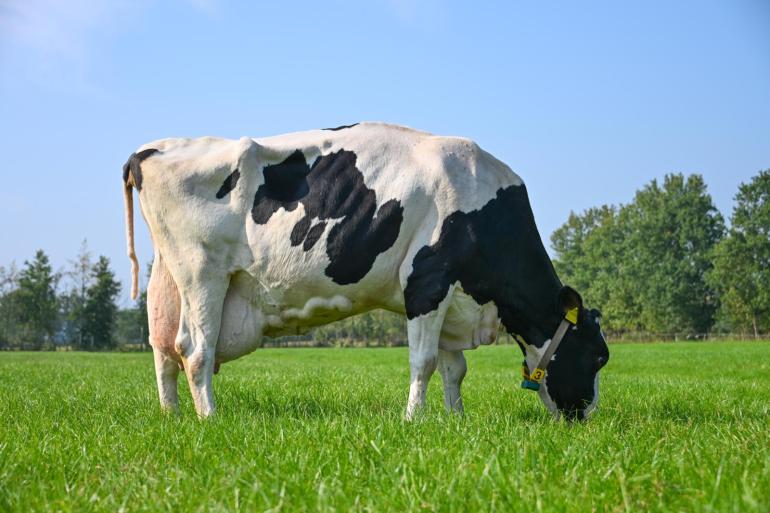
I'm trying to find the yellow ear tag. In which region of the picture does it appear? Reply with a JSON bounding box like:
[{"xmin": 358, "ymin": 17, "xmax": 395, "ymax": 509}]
[{"xmin": 565, "ymin": 307, "xmax": 579, "ymax": 325}]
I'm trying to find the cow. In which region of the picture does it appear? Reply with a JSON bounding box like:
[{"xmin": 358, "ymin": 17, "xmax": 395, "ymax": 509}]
[{"xmin": 122, "ymin": 122, "xmax": 609, "ymax": 421}]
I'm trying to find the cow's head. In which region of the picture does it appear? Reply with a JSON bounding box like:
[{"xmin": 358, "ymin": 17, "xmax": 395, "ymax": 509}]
[{"xmin": 536, "ymin": 286, "xmax": 610, "ymax": 421}]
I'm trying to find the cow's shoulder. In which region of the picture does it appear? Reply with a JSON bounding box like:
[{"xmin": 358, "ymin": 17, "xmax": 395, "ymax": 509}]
[{"xmin": 418, "ymin": 134, "xmax": 522, "ymax": 182}]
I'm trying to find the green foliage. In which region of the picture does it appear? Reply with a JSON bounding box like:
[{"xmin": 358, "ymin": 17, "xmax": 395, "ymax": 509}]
[
  {"xmin": 14, "ymin": 250, "xmax": 59, "ymax": 350},
  {"xmin": 114, "ymin": 291, "xmax": 149, "ymax": 347},
  {"xmin": 551, "ymin": 205, "xmax": 639, "ymax": 332},
  {"xmin": 0, "ymin": 264, "xmax": 20, "ymax": 348},
  {"xmin": 624, "ymin": 174, "xmax": 724, "ymax": 333},
  {"xmin": 551, "ymin": 206, "xmax": 614, "ymax": 285},
  {"xmin": 708, "ymin": 170, "xmax": 770, "ymax": 336},
  {"xmin": 64, "ymin": 240, "xmax": 93, "ymax": 347},
  {"xmin": 114, "ymin": 262, "xmax": 150, "ymax": 348},
  {"xmin": 81, "ymin": 256, "xmax": 121, "ymax": 350},
  {"xmin": 1, "ymin": 343, "xmax": 769, "ymax": 512},
  {"xmin": 311, "ymin": 309, "xmax": 406, "ymax": 346},
  {"xmin": 552, "ymin": 174, "xmax": 725, "ymax": 335},
  {"xmin": 136, "ymin": 286, "xmax": 149, "ymax": 345}
]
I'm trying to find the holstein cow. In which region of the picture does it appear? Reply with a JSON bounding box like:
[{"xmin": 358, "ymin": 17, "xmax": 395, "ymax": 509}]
[{"xmin": 123, "ymin": 122, "xmax": 609, "ymax": 421}]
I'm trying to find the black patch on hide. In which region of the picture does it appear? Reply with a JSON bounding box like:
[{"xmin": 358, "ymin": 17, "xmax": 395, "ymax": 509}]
[
  {"xmin": 404, "ymin": 185, "xmax": 562, "ymax": 343},
  {"xmin": 404, "ymin": 184, "xmax": 611, "ymax": 417},
  {"xmin": 323, "ymin": 123, "xmax": 359, "ymax": 131},
  {"xmin": 215, "ymin": 169, "xmax": 241, "ymax": 199},
  {"xmin": 251, "ymin": 149, "xmax": 403, "ymax": 284},
  {"xmin": 122, "ymin": 148, "xmax": 159, "ymax": 191}
]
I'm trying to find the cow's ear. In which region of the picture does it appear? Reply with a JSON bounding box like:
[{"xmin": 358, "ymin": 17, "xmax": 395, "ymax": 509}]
[{"xmin": 558, "ymin": 285, "xmax": 583, "ymax": 319}]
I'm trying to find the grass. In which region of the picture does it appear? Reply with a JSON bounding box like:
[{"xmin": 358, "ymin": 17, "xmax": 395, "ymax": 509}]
[{"xmin": 1, "ymin": 342, "xmax": 769, "ymax": 512}]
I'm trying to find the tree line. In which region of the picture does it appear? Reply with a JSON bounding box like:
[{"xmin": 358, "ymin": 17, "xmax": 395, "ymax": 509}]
[
  {"xmin": 551, "ymin": 169, "xmax": 770, "ymax": 338},
  {"xmin": 0, "ymin": 241, "xmax": 147, "ymax": 350},
  {"xmin": 1, "ymin": 169, "xmax": 767, "ymax": 350},
  {"xmin": 0, "ymin": 239, "xmax": 404, "ymax": 351}
]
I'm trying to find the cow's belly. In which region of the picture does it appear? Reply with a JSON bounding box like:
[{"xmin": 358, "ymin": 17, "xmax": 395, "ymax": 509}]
[
  {"xmin": 216, "ymin": 275, "xmax": 500, "ymax": 360},
  {"xmin": 215, "ymin": 280, "xmax": 266, "ymax": 362},
  {"xmin": 215, "ymin": 270, "xmax": 390, "ymax": 361}
]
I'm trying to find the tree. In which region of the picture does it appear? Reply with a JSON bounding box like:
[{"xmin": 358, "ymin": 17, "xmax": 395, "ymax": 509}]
[
  {"xmin": 0, "ymin": 263, "xmax": 20, "ymax": 348},
  {"xmin": 63, "ymin": 240, "xmax": 93, "ymax": 348},
  {"xmin": 708, "ymin": 170, "xmax": 770, "ymax": 336},
  {"xmin": 551, "ymin": 207, "xmax": 628, "ymax": 325},
  {"xmin": 623, "ymin": 174, "xmax": 724, "ymax": 334},
  {"xmin": 551, "ymin": 206, "xmax": 615, "ymax": 289},
  {"xmin": 81, "ymin": 256, "xmax": 121, "ymax": 350},
  {"xmin": 114, "ymin": 274, "xmax": 149, "ymax": 347},
  {"xmin": 552, "ymin": 174, "xmax": 724, "ymax": 336},
  {"xmin": 136, "ymin": 285, "xmax": 149, "ymax": 346},
  {"xmin": 551, "ymin": 205, "xmax": 642, "ymax": 333},
  {"xmin": 15, "ymin": 250, "xmax": 59, "ymax": 350}
]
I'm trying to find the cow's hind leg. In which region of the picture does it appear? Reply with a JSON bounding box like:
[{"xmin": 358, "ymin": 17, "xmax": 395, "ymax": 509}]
[
  {"xmin": 153, "ymin": 349, "xmax": 180, "ymax": 412},
  {"xmin": 438, "ymin": 349, "xmax": 466, "ymax": 414},
  {"xmin": 147, "ymin": 253, "xmax": 182, "ymax": 412},
  {"xmin": 404, "ymin": 288, "xmax": 454, "ymax": 420},
  {"xmin": 172, "ymin": 263, "xmax": 229, "ymax": 418}
]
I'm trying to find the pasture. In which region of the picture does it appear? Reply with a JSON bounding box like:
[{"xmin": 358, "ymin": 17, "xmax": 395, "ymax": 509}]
[{"xmin": 1, "ymin": 342, "xmax": 769, "ymax": 512}]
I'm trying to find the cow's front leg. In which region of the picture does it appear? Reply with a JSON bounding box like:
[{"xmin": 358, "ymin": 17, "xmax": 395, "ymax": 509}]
[
  {"xmin": 438, "ymin": 349, "xmax": 466, "ymax": 414},
  {"xmin": 153, "ymin": 349, "xmax": 180, "ymax": 412},
  {"xmin": 405, "ymin": 290, "xmax": 454, "ymax": 420},
  {"xmin": 175, "ymin": 275, "xmax": 228, "ymax": 418}
]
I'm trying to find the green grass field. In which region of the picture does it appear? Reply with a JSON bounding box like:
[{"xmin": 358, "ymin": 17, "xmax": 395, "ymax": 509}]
[{"xmin": 1, "ymin": 342, "xmax": 769, "ymax": 512}]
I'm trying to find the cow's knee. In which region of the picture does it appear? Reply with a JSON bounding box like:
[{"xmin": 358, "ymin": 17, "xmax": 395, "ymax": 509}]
[{"xmin": 438, "ymin": 349, "xmax": 466, "ymax": 414}]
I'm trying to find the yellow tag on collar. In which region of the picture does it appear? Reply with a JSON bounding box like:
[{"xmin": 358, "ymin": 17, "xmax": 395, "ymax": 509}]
[
  {"xmin": 531, "ymin": 368, "xmax": 545, "ymax": 382},
  {"xmin": 565, "ymin": 307, "xmax": 579, "ymax": 325}
]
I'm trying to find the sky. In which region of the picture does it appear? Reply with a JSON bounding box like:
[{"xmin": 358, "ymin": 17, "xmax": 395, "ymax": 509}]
[{"xmin": 1, "ymin": 0, "xmax": 768, "ymax": 305}]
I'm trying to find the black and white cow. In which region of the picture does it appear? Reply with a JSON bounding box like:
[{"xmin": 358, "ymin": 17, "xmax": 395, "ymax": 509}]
[{"xmin": 122, "ymin": 122, "xmax": 609, "ymax": 420}]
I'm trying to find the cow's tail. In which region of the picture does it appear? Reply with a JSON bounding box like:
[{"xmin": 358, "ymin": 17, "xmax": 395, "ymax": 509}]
[
  {"xmin": 123, "ymin": 179, "xmax": 140, "ymax": 300},
  {"xmin": 122, "ymin": 148, "xmax": 157, "ymax": 300}
]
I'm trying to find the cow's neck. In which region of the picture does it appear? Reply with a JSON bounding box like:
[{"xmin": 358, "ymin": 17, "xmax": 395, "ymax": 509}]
[{"xmin": 496, "ymin": 229, "xmax": 563, "ymax": 350}]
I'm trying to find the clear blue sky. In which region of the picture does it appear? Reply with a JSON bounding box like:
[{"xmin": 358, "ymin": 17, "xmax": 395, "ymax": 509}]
[{"xmin": 1, "ymin": 0, "xmax": 768, "ymax": 305}]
